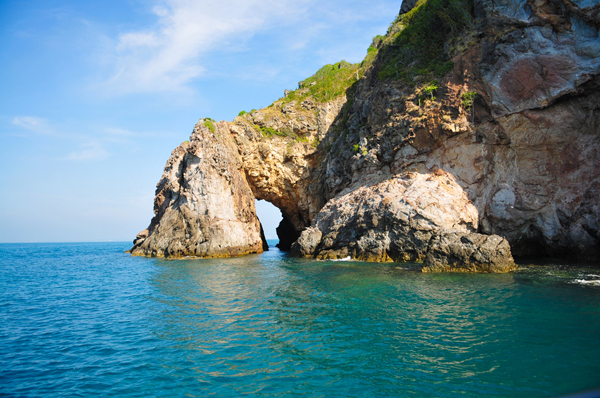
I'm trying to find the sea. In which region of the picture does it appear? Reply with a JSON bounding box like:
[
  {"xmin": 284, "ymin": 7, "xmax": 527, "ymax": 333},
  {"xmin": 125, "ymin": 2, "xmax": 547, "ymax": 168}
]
[{"xmin": 1, "ymin": 241, "xmax": 600, "ymax": 397}]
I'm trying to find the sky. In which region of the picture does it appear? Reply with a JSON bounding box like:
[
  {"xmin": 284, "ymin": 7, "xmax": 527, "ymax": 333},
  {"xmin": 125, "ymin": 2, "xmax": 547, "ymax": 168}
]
[{"xmin": 0, "ymin": 0, "xmax": 401, "ymax": 243}]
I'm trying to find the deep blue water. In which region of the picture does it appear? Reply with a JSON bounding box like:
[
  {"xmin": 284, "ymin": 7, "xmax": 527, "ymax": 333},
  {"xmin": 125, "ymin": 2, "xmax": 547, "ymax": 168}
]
[{"xmin": 1, "ymin": 242, "xmax": 600, "ymax": 397}]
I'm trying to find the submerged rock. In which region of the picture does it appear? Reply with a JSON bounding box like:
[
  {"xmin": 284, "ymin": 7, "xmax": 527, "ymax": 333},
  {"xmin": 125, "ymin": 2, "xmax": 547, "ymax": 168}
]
[{"xmin": 422, "ymin": 232, "xmax": 517, "ymax": 273}]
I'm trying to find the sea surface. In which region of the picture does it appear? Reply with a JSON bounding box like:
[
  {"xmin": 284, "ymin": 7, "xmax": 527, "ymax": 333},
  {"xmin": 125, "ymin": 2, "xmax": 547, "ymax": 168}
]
[{"xmin": 1, "ymin": 241, "xmax": 600, "ymax": 397}]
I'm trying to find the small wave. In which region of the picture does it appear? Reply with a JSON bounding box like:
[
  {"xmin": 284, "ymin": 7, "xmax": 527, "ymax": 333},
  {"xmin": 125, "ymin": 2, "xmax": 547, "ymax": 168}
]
[
  {"xmin": 330, "ymin": 256, "xmax": 353, "ymax": 262},
  {"xmin": 573, "ymin": 279, "xmax": 600, "ymax": 286}
]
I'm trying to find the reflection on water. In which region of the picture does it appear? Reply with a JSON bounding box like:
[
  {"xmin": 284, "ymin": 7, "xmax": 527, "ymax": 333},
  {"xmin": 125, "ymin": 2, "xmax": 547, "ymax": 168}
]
[
  {"xmin": 1, "ymin": 242, "xmax": 599, "ymax": 397},
  {"xmin": 143, "ymin": 247, "xmax": 600, "ymax": 397}
]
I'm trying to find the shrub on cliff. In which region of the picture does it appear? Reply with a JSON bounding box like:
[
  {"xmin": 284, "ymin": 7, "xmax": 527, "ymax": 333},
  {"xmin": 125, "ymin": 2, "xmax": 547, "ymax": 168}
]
[
  {"xmin": 292, "ymin": 61, "xmax": 360, "ymax": 103},
  {"xmin": 379, "ymin": 0, "xmax": 474, "ymax": 81},
  {"xmin": 203, "ymin": 118, "xmax": 216, "ymax": 133}
]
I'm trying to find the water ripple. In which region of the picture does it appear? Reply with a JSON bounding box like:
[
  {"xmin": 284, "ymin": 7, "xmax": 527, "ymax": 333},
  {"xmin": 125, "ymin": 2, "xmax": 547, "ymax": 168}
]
[{"xmin": 1, "ymin": 243, "xmax": 600, "ymax": 397}]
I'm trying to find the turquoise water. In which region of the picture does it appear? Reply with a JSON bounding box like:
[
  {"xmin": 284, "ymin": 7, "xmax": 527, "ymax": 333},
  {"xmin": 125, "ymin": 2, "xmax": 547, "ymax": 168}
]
[{"xmin": 1, "ymin": 242, "xmax": 600, "ymax": 397}]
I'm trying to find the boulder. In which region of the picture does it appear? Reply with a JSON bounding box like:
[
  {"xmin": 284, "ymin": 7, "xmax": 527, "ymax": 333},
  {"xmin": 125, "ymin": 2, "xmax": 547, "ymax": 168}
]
[
  {"xmin": 132, "ymin": 229, "xmax": 148, "ymax": 246},
  {"xmin": 291, "ymin": 170, "xmax": 480, "ymax": 262},
  {"xmin": 422, "ymin": 232, "xmax": 517, "ymax": 273}
]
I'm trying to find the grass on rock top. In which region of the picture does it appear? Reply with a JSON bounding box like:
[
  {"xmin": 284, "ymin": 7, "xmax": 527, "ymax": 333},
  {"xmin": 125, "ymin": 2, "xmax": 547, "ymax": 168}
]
[
  {"xmin": 281, "ymin": 61, "xmax": 362, "ymax": 104},
  {"xmin": 244, "ymin": 0, "xmax": 476, "ymax": 144},
  {"xmin": 378, "ymin": 0, "xmax": 475, "ymax": 82},
  {"xmin": 275, "ymin": 0, "xmax": 475, "ymax": 108},
  {"xmin": 203, "ymin": 118, "xmax": 216, "ymax": 133}
]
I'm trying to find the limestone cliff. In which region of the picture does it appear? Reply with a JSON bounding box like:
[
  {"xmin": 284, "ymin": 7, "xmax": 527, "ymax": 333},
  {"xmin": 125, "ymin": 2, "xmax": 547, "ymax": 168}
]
[
  {"xmin": 130, "ymin": 120, "xmax": 265, "ymax": 258},
  {"xmin": 132, "ymin": 0, "xmax": 600, "ymax": 269}
]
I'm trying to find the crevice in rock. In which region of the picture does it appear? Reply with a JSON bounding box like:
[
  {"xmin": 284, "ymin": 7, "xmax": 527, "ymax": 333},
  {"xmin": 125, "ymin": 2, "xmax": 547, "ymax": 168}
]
[{"xmin": 275, "ymin": 217, "xmax": 302, "ymax": 251}]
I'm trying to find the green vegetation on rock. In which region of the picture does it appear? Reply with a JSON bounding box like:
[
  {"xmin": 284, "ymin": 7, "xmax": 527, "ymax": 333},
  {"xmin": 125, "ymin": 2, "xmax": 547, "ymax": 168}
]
[
  {"xmin": 461, "ymin": 91, "xmax": 477, "ymax": 111},
  {"xmin": 203, "ymin": 118, "xmax": 216, "ymax": 133},
  {"xmin": 268, "ymin": 0, "xmax": 474, "ymax": 112},
  {"xmin": 249, "ymin": 0, "xmax": 477, "ymax": 146},
  {"xmin": 256, "ymin": 125, "xmax": 289, "ymax": 138},
  {"xmin": 379, "ymin": 0, "xmax": 474, "ymax": 82},
  {"xmin": 419, "ymin": 80, "xmax": 440, "ymax": 102},
  {"xmin": 282, "ymin": 61, "xmax": 361, "ymax": 104}
]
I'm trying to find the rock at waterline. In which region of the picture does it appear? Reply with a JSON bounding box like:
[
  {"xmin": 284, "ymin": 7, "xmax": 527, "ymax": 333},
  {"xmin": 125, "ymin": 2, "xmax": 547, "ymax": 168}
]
[
  {"xmin": 130, "ymin": 119, "xmax": 265, "ymax": 258},
  {"xmin": 422, "ymin": 232, "xmax": 517, "ymax": 273}
]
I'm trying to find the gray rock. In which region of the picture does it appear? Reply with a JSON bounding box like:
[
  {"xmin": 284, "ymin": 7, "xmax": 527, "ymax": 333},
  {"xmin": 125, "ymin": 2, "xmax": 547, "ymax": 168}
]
[
  {"xmin": 290, "ymin": 227, "xmax": 322, "ymax": 257},
  {"xmin": 300, "ymin": 100, "xmax": 314, "ymax": 110},
  {"xmin": 400, "ymin": 0, "xmax": 418, "ymax": 14},
  {"xmin": 422, "ymin": 232, "xmax": 517, "ymax": 273},
  {"xmin": 292, "ymin": 170, "xmax": 480, "ymax": 262}
]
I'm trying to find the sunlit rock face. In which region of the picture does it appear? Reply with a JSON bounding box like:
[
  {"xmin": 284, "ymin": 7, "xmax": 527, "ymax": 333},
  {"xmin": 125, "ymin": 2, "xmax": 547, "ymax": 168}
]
[
  {"xmin": 287, "ymin": 0, "xmax": 600, "ymax": 262},
  {"xmin": 130, "ymin": 120, "xmax": 265, "ymax": 258},
  {"xmin": 291, "ymin": 170, "xmax": 480, "ymax": 262},
  {"xmin": 226, "ymin": 97, "xmax": 347, "ymax": 233},
  {"xmin": 132, "ymin": 0, "xmax": 600, "ymax": 268}
]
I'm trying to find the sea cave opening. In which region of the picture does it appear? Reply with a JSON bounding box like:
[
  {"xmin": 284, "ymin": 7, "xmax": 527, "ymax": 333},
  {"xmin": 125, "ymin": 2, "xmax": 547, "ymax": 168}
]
[
  {"xmin": 254, "ymin": 199, "xmax": 301, "ymax": 251},
  {"xmin": 255, "ymin": 199, "xmax": 282, "ymax": 249}
]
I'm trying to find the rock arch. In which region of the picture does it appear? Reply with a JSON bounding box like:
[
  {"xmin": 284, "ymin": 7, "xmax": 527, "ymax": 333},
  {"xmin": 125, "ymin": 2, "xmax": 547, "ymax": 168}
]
[{"xmin": 131, "ymin": 0, "xmax": 600, "ymax": 267}]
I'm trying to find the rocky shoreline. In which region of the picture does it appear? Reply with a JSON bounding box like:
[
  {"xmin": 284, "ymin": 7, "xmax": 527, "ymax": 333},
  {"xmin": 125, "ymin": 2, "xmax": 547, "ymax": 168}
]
[{"xmin": 131, "ymin": 0, "xmax": 600, "ymax": 272}]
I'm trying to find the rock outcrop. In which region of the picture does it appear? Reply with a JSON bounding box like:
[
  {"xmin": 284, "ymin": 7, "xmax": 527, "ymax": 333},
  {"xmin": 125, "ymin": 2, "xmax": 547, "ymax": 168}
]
[
  {"xmin": 291, "ymin": 170, "xmax": 480, "ymax": 262},
  {"xmin": 132, "ymin": 0, "xmax": 600, "ymax": 270},
  {"xmin": 422, "ymin": 232, "xmax": 517, "ymax": 273},
  {"xmin": 130, "ymin": 120, "xmax": 265, "ymax": 258},
  {"xmin": 400, "ymin": 0, "xmax": 418, "ymax": 14}
]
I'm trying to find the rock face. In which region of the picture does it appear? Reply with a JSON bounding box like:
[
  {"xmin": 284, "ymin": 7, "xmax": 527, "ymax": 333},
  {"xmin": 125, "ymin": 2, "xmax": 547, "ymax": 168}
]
[
  {"xmin": 291, "ymin": 170, "xmax": 480, "ymax": 262},
  {"xmin": 422, "ymin": 232, "xmax": 517, "ymax": 273},
  {"xmin": 132, "ymin": 0, "xmax": 600, "ymax": 270},
  {"xmin": 400, "ymin": 0, "xmax": 418, "ymax": 14},
  {"xmin": 227, "ymin": 97, "xmax": 347, "ymax": 232},
  {"xmin": 130, "ymin": 120, "xmax": 265, "ymax": 258}
]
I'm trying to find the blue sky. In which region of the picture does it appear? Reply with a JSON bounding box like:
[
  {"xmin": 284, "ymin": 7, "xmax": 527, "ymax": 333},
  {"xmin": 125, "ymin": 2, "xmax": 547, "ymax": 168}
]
[{"xmin": 0, "ymin": 0, "xmax": 400, "ymax": 243}]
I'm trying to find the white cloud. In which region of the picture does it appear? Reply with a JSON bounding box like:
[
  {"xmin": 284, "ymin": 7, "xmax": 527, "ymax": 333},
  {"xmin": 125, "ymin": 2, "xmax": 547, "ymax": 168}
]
[
  {"xmin": 97, "ymin": 0, "xmax": 401, "ymax": 95},
  {"xmin": 12, "ymin": 116, "xmax": 54, "ymax": 135},
  {"xmin": 65, "ymin": 142, "xmax": 110, "ymax": 161},
  {"xmin": 103, "ymin": 0, "xmax": 308, "ymax": 94}
]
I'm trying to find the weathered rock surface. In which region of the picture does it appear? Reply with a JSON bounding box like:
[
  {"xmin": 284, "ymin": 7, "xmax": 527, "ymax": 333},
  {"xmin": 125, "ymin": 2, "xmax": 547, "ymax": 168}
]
[
  {"xmin": 133, "ymin": 0, "xmax": 600, "ymax": 269},
  {"xmin": 422, "ymin": 232, "xmax": 517, "ymax": 273},
  {"xmin": 287, "ymin": 0, "xmax": 600, "ymax": 263},
  {"xmin": 291, "ymin": 170, "xmax": 479, "ymax": 262},
  {"xmin": 227, "ymin": 96, "xmax": 346, "ymax": 232},
  {"xmin": 130, "ymin": 120, "xmax": 265, "ymax": 258}
]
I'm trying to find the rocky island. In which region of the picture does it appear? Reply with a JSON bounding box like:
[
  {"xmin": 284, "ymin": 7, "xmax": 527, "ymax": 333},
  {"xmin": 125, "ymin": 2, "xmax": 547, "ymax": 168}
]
[{"xmin": 130, "ymin": 0, "xmax": 600, "ymax": 272}]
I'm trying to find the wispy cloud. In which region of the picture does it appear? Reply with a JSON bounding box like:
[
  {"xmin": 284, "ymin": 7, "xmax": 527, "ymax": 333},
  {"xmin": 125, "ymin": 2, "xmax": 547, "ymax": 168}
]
[
  {"xmin": 103, "ymin": 0, "xmax": 308, "ymax": 94},
  {"xmin": 65, "ymin": 142, "xmax": 110, "ymax": 161},
  {"xmin": 96, "ymin": 0, "xmax": 400, "ymax": 95},
  {"xmin": 12, "ymin": 116, "xmax": 55, "ymax": 135}
]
